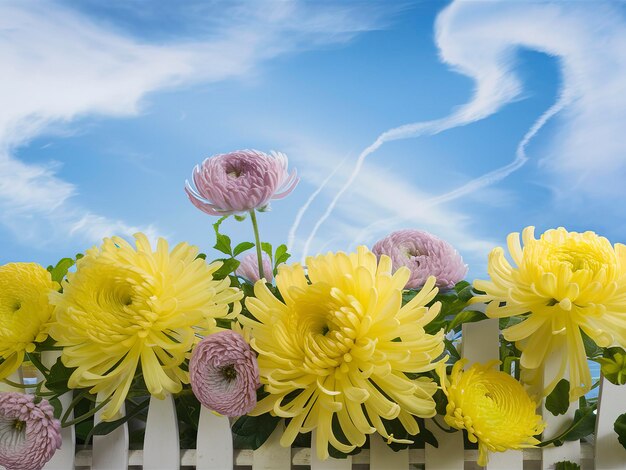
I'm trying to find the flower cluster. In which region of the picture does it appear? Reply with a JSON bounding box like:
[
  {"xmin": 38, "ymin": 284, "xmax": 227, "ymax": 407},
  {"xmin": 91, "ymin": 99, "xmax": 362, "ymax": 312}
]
[
  {"xmin": 440, "ymin": 360, "xmax": 544, "ymax": 466},
  {"xmin": 372, "ymin": 229, "xmax": 467, "ymax": 289},
  {"xmin": 0, "ymin": 393, "xmax": 61, "ymax": 470},
  {"xmin": 473, "ymin": 227, "xmax": 626, "ymax": 401},
  {"xmin": 0, "ymin": 263, "xmax": 58, "ymax": 380},
  {"xmin": 49, "ymin": 234, "xmax": 242, "ymax": 420},
  {"xmin": 1, "ymin": 149, "xmax": 623, "ymax": 467},
  {"xmin": 241, "ymin": 247, "xmax": 446, "ymax": 458}
]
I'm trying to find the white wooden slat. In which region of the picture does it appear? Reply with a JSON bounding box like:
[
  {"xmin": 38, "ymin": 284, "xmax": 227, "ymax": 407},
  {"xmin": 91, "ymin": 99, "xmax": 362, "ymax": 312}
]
[
  {"xmin": 310, "ymin": 429, "xmax": 352, "ymax": 470},
  {"xmin": 462, "ymin": 318, "xmax": 524, "ymax": 470},
  {"xmin": 252, "ymin": 421, "xmax": 291, "ymax": 470},
  {"xmin": 541, "ymin": 358, "xmax": 580, "ymax": 469},
  {"xmin": 424, "ymin": 420, "xmax": 464, "ymax": 470},
  {"xmin": 92, "ymin": 402, "xmax": 129, "ymax": 470},
  {"xmin": 368, "ymin": 433, "xmax": 409, "ymax": 470},
  {"xmin": 143, "ymin": 394, "xmax": 180, "ymax": 470},
  {"xmin": 195, "ymin": 406, "xmax": 233, "ymax": 469},
  {"xmin": 594, "ymin": 376, "xmax": 626, "ymax": 469},
  {"xmin": 42, "ymin": 350, "xmax": 76, "ymax": 470}
]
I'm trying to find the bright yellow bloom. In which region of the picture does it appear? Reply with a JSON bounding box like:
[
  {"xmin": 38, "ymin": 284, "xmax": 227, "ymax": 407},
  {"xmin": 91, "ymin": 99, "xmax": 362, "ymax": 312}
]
[
  {"xmin": 473, "ymin": 227, "xmax": 626, "ymax": 401},
  {"xmin": 0, "ymin": 263, "xmax": 58, "ymax": 379},
  {"xmin": 240, "ymin": 246, "xmax": 446, "ymax": 460},
  {"xmin": 49, "ymin": 234, "xmax": 242, "ymax": 420},
  {"xmin": 441, "ymin": 360, "xmax": 544, "ymax": 467}
]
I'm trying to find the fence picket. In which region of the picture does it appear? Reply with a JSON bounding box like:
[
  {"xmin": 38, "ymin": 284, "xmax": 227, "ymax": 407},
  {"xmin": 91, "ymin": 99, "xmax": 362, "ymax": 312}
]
[
  {"xmin": 541, "ymin": 359, "xmax": 580, "ymax": 469},
  {"xmin": 143, "ymin": 394, "xmax": 180, "ymax": 470},
  {"xmin": 424, "ymin": 420, "xmax": 464, "ymax": 470},
  {"xmin": 41, "ymin": 351, "xmax": 76, "ymax": 470},
  {"xmin": 462, "ymin": 318, "xmax": 524, "ymax": 470},
  {"xmin": 594, "ymin": 376, "xmax": 626, "ymax": 469},
  {"xmin": 195, "ymin": 406, "xmax": 233, "ymax": 469},
  {"xmin": 310, "ymin": 430, "xmax": 352, "ymax": 470},
  {"xmin": 92, "ymin": 402, "xmax": 129, "ymax": 470},
  {"xmin": 252, "ymin": 422, "xmax": 291, "ymax": 470},
  {"xmin": 369, "ymin": 433, "xmax": 409, "ymax": 470}
]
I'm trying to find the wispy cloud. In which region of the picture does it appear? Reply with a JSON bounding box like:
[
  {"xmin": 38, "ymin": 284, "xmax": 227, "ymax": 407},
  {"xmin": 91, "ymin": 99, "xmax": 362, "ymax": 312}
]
[
  {"xmin": 294, "ymin": 0, "xmax": 626, "ymax": 259},
  {"xmin": 282, "ymin": 139, "xmax": 497, "ymax": 268},
  {"xmin": 0, "ymin": 0, "xmax": 396, "ymax": 247}
]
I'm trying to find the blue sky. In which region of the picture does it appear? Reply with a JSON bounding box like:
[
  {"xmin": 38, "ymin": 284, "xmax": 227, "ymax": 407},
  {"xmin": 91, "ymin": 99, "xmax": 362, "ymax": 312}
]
[{"xmin": 2, "ymin": 0, "xmax": 626, "ymax": 280}]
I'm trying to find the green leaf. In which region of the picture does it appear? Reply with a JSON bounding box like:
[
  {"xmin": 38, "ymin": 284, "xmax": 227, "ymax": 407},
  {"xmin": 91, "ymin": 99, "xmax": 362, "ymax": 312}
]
[
  {"xmin": 212, "ymin": 215, "xmax": 228, "ymax": 234},
  {"xmin": 214, "ymin": 233, "xmax": 232, "ymax": 256},
  {"xmin": 49, "ymin": 397, "xmax": 63, "ymax": 420},
  {"xmin": 614, "ymin": 413, "xmax": 626, "ymax": 450},
  {"xmin": 234, "ymin": 214, "xmax": 247, "ymax": 222},
  {"xmin": 555, "ymin": 461, "xmax": 581, "ymax": 470},
  {"xmin": 274, "ymin": 244, "xmax": 290, "ymax": 267},
  {"xmin": 444, "ymin": 339, "xmax": 461, "ymax": 361},
  {"xmin": 233, "ymin": 241, "xmax": 255, "ymax": 257},
  {"xmin": 213, "ymin": 258, "xmax": 240, "ymax": 280},
  {"xmin": 595, "ymin": 347, "xmax": 626, "ymax": 385},
  {"xmin": 232, "ymin": 413, "xmax": 281, "ymax": 449},
  {"xmin": 453, "ymin": 280, "xmax": 470, "ymax": 293},
  {"xmin": 48, "ymin": 257, "xmax": 75, "ymax": 283},
  {"xmin": 261, "ymin": 242, "xmax": 273, "ymax": 263},
  {"xmin": 233, "ymin": 242, "xmax": 255, "ymax": 257},
  {"xmin": 455, "ymin": 284, "xmax": 474, "ymax": 302},
  {"xmin": 581, "ymin": 330, "xmax": 603, "ymax": 359},
  {"xmin": 546, "ymin": 379, "xmax": 571, "ymax": 416},
  {"xmin": 87, "ymin": 398, "xmax": 150, "ymax": 441},
  {"xmin": 195, "ymin": 253, "xmax": 207, "ymax": 260},
  {"xmin": 45, "ymin": 358, "xmax": 77, "ymax": 395},
  {"xmin": 447, "ymin": 309, "xmax": 487, "ymax": 332},
  {"xmin": 562, "ymin": 406, "xmax": 596, "ymax": 441}
]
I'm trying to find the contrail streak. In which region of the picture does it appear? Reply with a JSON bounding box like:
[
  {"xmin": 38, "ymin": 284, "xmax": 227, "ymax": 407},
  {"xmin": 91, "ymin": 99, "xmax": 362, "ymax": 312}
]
[
  {"xmin": 299, "ymin": 108, "xmax": 492, "ymax": 260},
  {"xmin": 287, "ymin": 155, "xmax": 349, "ymax": 254},
  {"xmin": 353, "ymin": 93, "xmax": 570, "ymax": 246}
]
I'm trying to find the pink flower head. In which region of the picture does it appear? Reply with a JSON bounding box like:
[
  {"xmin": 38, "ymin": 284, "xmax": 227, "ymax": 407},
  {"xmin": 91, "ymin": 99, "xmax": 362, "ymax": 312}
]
[
  {"xmin": 236, "ymin": 253, "xmax": 273, "ymax": 283},
  {"xmin": 372, "ymin": 229, "xmax": 468, "ymax": 290},
  {"xmin": 190, "ymin": 330, "xmax": 260, "ymax": 417},
  {"xmin": 0, "ymin": 393, "xmax": 62, "ymax": 470},
  {"xmin": 185, "ymin": 149, "xmax": 299, "ymax": 216}
]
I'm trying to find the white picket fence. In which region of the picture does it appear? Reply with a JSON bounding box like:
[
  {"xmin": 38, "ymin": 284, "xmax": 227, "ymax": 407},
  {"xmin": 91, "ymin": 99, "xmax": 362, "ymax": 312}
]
[{"xmin": 6, "ymin": 318, "xmax": 625, "ymax": 470}]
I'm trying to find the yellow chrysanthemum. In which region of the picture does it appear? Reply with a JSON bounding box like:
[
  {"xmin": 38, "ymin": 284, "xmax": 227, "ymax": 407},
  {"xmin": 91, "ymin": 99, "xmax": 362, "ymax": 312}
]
[
  {"xmin": 473, "ymin": 226, "xmax": 626, "ymax": 401},
  {"xmin": 440, "ymin": 360, "xmax": 544, "ymax": 467},
  {"xmin": 240, "ymin": 246, "xmax": 446, "ymax": 460},
  {"xmin": 49, "ymin": 233, "xmax": 242, "ymax": 420},
  {"xmin": 0, "ymin": 263, "xmax": 58, "ymax": 379}
]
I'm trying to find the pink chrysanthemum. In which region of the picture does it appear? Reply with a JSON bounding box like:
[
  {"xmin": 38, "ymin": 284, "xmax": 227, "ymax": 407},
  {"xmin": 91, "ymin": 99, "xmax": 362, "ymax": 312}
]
[
  {"xmin": 372, "ymin": 229, "xmax": 467, "ymax": 289},
  {"xmin": 236, "ymin": 253, "xmax": 274, "ymax": 283},
  {"xmin": 0, "ymin": 393, "xmax": 61, "ymax": 470},
  {"xmin": 190, "ymin": 330, "xmax": 260, "ymax": 417},
  {"xmin": 185, "ymin": 150, "xmax": 299, "ymax": 216}
]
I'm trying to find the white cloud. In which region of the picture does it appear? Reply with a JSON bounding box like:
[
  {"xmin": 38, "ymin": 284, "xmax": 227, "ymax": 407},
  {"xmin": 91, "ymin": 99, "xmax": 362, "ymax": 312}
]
[
  {"xmin": 0, "ymin": 0, "xmax": 396, "ymax": 247},
  {"xmin": 283, "ymin": 140, "xmax": 497, "ymax": 267},
  {"xmin": 295, "ymin": 0, "xmax": 626, "ymax": 259}
]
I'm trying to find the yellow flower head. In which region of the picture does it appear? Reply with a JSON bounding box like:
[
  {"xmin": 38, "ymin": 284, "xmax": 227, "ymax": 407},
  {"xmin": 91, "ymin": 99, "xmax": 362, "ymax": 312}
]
[
  {"xmin": 441, "ymin": 360, "xmax": 544, "ymax": 467},
  {"xmin": 0, "ymin": 263, "xmax": 58, "ymax": 379},
  {"xmin": 473, "ymin": 227, "xmax": 626, "ymax": 401},
  {"xmin": 49, "ymin": 233, "xmax": 242, "ymax": 420},
  {"xmin": 240, "ymin": 246, "xmax": 446, "ymax": 460}
]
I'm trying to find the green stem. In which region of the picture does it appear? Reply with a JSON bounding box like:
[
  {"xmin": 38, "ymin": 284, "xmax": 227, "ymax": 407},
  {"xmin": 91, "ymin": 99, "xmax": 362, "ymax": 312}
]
[{"xmin": 249, "ymin": 209, "xmax": 265, "ymax": 280}]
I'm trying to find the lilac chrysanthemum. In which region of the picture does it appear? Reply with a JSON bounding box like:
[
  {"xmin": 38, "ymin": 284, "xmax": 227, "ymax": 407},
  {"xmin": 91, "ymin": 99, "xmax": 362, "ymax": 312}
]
[
  {"xmin": 372, "ymin": 229, "xmax": 468, "ymax": 290},
  {"xmin": 0, "ymin": 393, "xmax": 61, "ymax": 470},
  {"xmin": 185, "ymin": 150, "xmax": 299, "ymax": 216},
  {"xmin": 189, "ymin": 330, "xmax": 260, "ymax": 417},
  {"xmin": 236, "ymin": 253, "xmax": 273, "ymax": 283}
]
